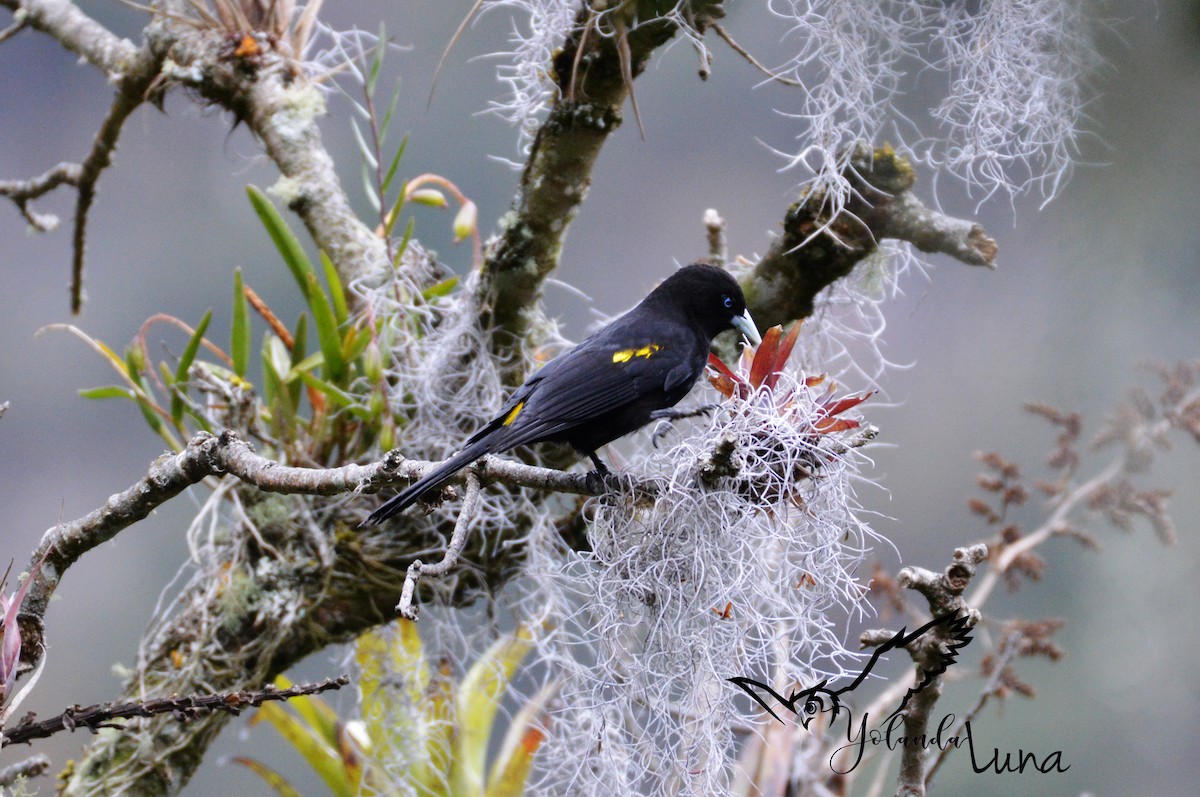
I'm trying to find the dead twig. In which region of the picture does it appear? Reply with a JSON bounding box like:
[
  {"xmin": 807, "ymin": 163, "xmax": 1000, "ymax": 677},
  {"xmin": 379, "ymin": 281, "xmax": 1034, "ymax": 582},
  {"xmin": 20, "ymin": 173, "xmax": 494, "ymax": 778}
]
[{"xmin": 2, "ymin": 676, "xmax": 349, "ymax": 747}]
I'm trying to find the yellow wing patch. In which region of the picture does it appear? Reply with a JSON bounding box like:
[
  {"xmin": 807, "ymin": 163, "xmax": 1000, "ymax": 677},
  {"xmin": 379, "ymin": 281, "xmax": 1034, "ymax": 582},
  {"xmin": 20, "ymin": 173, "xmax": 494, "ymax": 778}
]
[
  {"xmin": 502, "ymin": 401, "xmax": 525, "ymax": 426},
  {"xmin": 612, "ymin": 344, "xmax": 662, "ymax": 364}
]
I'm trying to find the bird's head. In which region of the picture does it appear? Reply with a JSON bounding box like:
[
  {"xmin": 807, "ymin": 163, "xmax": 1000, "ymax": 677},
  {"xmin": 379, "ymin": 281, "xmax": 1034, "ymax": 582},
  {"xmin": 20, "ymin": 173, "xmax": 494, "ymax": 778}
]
[{"xmin": 652, "ymin": 263, "xmax": 762, "ymax": 345}]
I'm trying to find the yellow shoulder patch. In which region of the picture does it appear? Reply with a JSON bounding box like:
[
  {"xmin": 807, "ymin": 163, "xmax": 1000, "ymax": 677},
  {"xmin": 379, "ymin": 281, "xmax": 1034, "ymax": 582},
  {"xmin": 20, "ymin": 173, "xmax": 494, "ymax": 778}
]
[
  {"xmin": 502, "ymin": 401, "xmax": 525, "ymax": 426},
  {"xmin": 612, "ymin": 343, "xmax": 662, "ymax": 364}
]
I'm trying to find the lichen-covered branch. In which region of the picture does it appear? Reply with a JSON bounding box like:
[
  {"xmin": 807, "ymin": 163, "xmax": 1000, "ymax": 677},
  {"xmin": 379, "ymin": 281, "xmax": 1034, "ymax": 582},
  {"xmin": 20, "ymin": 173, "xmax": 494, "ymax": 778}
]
[
  {"xmin": 477, "ymin": 1, "xmax": 727, "ymax": 344},
  {"xmin": 742, "ymin": 146, "xmax": 999, "ymax": 331},
  {"xmin": 20, "ymin": 430, "xmax": 622, "ymax": 669},
  {"xmin": 15, "ymin": 423, "xmax": 648, "ymax": 791},
  {"xmin": 395, "ymin": 472, "xmax": 482, "ymax": 620},
  {"xmin": 0, "ymin": 0, "xmax": 140, "ymax": 74},
  {"xmin": 30, "ymin": 433, "xmax": 584, "ymax": 795}
]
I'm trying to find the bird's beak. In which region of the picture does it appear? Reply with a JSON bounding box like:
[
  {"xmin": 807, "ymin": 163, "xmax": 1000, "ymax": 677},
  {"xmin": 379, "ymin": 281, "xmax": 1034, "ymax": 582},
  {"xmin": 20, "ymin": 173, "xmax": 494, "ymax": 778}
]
[{"xmin": 731, "ymin": 309, "xmax": 762, "ymax": 346}]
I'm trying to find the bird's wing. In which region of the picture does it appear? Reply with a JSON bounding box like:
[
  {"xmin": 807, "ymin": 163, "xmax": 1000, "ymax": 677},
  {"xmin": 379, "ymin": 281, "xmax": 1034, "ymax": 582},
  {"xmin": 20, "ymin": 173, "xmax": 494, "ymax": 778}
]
[{"xmin": 478, "ymin": 337, "xmax": 696, "ymax": 450}]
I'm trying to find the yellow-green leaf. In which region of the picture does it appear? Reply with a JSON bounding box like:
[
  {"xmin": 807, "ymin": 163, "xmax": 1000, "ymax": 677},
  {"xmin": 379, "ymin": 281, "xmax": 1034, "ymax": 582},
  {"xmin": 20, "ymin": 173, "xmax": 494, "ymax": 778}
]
[
  {"xmin": 295, "ymin": 370, "xmax": 357, "ymax": 409},
  {"xmin": 320, "ymin": 252, "xmax": 349, "ymax": 326},
  {"xmin": 247, "ymin": 185, "xmax": 316, "ymax": 301},
  {"xmin": 252, "ymin": 701, "xmax": 355, "ymax": 797},
  {"xmin": 485, "ymin": 726, "xmax": 544, "ymax": 797},
  {"xmin": 342, "ymin": 325, "xmax": 372, "ymax": 364},
  {"xmin": 289, "ymin": 351, "xmax": 326, "ymax": 376},
  {"xmin": 421, "ymin": 276, "xmax": 459, "ymax": 301},
  {"xmin": 350, "ymin": 117, "xmax": 378, "ymax": 171},
  {"xmin": 307, "ymin": 272, "xmax": 345, "ymax": 382},
  {"xmin": 392, "ymin": 217, "xmax": 416, "ymax": 267},
  {"xmin": 411, "ymin": 658, "xmax": 456, "ymax": 797},
  {"xmin": 261, "ymin": 338, "xmax": 293, "ymax": 435},
  {"xmin": 453, "ymin": 625, "xmax": 535, "ymax": 796},
  {"xmin": 271, "ymin": 674, "xmax": 341, "ymax": 750},
  {"xmin": 355, "ymin": 620, "xmax": 431, "ymax": 766},
  {"xmin": 231, "ymin": 757, "xmax": 303, "ymax": 797},
  {"xmin": 288, "ymin": 313, "xmax": 308, "ymax": 408},
  {"xmin": 79, "ymin": 386, "xmax": 135, "ymax": 401},
  {"xmin": 171, "ymin": 309, "xmax": 212, "ymax": 423},
  {"xmin": 232, "ymin": 269, "xmax": 250, "ymax": 378},
  {"xmin": 486, "ymin": 680, "xmax": 557, "ymax": 797},
  {"xmin": 381, "ymin": 133, "xmax": 408, "ymax": 197},
  {"xmin": 367, "ymin": 21, "xmax": 386, "ymax": 94}
]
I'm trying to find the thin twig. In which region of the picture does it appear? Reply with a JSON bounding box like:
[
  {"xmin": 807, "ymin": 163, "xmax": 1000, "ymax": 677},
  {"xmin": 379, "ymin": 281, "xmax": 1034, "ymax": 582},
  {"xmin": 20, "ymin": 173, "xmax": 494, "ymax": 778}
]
[
  {"xmin": 0, "ymin": 14, "xmax": 27, "ymax": 44},
  {"xmin": 70, "ymin": 77, "xmax": 150, "ymax": 313},
  {"xmin": 2, "ymin": 676, "xmax": 349, "ymax": 747},
  {"xmin": 0, "ymin": 162, "xmax": 81, "ymax": 231},
  {"xmin": 711, "ymin": 23, "xmax": 802, "ymax": 87},
  {"xmin": 427, "ymin": 0, "xmax": 484, "ymax": 109},
  {"xmin": 613, "ymin": 16, "xmax": 645, "ymax": 140},
  {"xmin": 396, "ymin": 471, "xmax": 481, "ymax": 619},
  {"xmin": 889, "ymin": 546, "xmax": 986, "ymax": 797},
  {"xmin": 968, "ymin": 458, "xmax": 1121, "ymax": 608}
]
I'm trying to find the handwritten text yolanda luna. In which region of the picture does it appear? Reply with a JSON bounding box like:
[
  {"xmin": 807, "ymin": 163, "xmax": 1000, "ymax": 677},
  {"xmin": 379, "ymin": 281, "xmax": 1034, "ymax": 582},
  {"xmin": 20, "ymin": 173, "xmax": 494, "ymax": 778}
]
[
  {"xmin": 728, "ymin": 612, "xmax": 1068, "ymax": 776},
  {"xmin": 832, "ymin": 711, "xmax": 1069, "ymax": 775}
]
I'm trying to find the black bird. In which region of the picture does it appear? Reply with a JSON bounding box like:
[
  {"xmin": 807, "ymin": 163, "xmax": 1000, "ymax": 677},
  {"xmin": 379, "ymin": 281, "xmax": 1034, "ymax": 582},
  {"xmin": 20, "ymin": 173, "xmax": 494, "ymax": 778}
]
[{"xmin": 362, "ymin": 263, "xmax": 761, "ymax": 525}]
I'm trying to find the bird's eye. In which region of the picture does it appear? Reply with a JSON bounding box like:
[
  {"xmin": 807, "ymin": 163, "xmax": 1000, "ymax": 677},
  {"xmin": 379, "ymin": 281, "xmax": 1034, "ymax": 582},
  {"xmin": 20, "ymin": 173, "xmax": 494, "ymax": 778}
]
[{"xmin": 722, "ymin": 295, "xmax": 734, "ymax": 309}]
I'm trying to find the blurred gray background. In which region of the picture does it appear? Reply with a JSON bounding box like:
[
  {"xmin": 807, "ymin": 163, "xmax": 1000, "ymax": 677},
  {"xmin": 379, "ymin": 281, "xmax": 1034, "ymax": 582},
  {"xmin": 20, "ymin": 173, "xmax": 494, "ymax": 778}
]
[{"xmin": 1, "ymin": 1, "xmax": 1197, "ymax": 794}]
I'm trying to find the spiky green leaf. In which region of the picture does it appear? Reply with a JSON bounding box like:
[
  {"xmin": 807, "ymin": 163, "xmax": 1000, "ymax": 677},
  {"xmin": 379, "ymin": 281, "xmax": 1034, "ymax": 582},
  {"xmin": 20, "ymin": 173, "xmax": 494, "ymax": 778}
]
[
  {"xmin": 321, "ymin": 252, "xmax": 349, "ymax": 326},
  {"xmin": 454, "ymin": 625, "xmax": 535, "ymax": 795},
  {"xmin": 246, "ymin": 185, "xmax": 316, "ymax": 301},
  {"xmin": 171, "ymin": 310, "xmax": 213, "ymax": 423},
  {"xmin": 231, "ymin": 757, "xmax": 303, "ymax": 797},
  {"xmin": 381, "ymin": 133, "xmax": 408, "ymax": 196},
  {"xmin": 232, "ymin": 269, "xmax": 251, "ymax": 378},
  {"xmin": 422, "ymin": 276, "xmax": 459, "ymax": 301},
  {"xmin": 307, "ymin": 272, "xmax": 345, "ymax": 382},
  {"xmin": 79, "ymin": 386, "xmax": 135, "ymax": 401}
]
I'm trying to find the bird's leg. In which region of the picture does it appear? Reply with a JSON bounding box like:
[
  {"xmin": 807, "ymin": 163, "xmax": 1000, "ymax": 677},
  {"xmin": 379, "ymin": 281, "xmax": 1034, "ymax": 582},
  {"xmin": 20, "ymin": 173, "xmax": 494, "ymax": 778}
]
[
  {"xmin": 650, "ymin": 403, "xmax": 721, "ymax": 448},
  {"xmin": 584, "ymin": 451, "xmax": 613, "ymax": 494},
  {"xmin": 587, "ymin": 451, "xmax": 610, "ymax": 474}
]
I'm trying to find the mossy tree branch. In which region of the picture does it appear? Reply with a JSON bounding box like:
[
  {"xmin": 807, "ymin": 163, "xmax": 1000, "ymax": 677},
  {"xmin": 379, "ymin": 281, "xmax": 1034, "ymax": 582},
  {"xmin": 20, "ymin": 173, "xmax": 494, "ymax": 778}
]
[
  {"xmin": 477, "ymin": 1, "xmax": 727, "ymax": 347},
  {"xmin": 742, "ymin": 145, "xmax": 999, "ymax": 331},
  {"xmin": 23, "ymin": 429, "xmax": 598, "ymax": 796}
]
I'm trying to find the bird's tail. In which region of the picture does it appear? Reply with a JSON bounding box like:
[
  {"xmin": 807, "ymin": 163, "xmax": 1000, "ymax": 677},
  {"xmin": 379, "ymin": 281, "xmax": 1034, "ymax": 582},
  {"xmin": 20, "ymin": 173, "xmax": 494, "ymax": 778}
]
[{"xmin": 361, "ymin": 440, "xmax": 490, "ymax": 526}]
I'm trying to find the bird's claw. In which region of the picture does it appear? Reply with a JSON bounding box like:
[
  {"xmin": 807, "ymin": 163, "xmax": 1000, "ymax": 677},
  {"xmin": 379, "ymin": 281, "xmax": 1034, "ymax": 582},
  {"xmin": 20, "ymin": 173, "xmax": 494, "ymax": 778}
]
[
  {"xmin": 651, "ymin": 421, "xmax": 672, "ymax": 449},
  {"xmin": 585, "ymin": 468, "xmax": 613, "ymax": 494},
  {"xmin": 649, "ymin": 403, "xmax": 720, "ymax": 422},
  {"xmin": 649, "ymin": 403, "xmax": 721, "ymax": 448}
]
